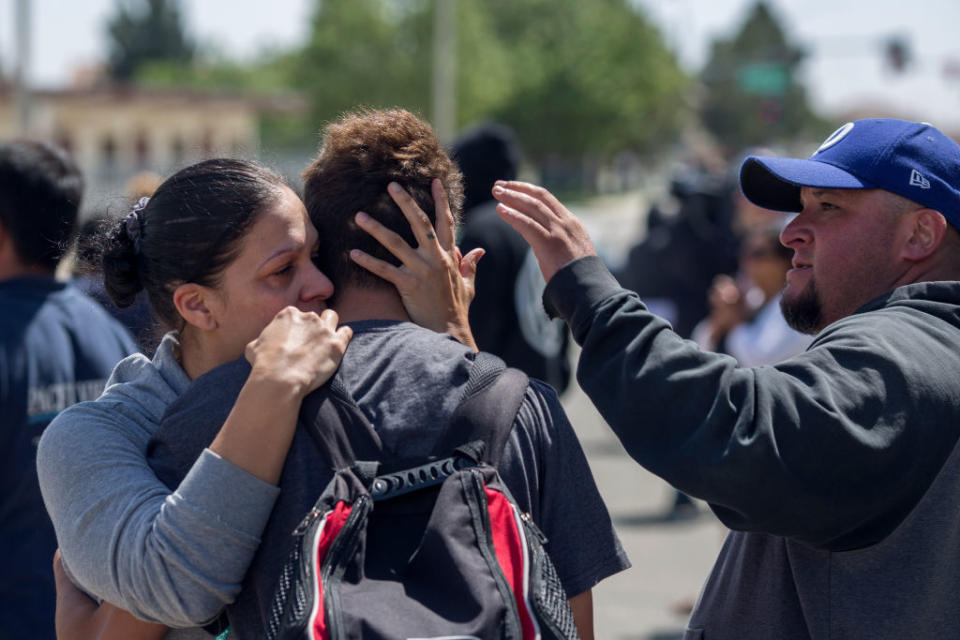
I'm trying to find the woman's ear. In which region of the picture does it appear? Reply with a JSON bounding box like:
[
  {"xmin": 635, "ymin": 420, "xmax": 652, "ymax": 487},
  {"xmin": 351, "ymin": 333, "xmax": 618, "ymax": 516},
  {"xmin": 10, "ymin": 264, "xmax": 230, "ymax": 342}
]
[
  {"xmin": 172, "ymin": 283, "xmax": 219, "ymax": 331},
  {"xmin": 901, "ymin": 208, "xmax": 948, "ymax": 262}
]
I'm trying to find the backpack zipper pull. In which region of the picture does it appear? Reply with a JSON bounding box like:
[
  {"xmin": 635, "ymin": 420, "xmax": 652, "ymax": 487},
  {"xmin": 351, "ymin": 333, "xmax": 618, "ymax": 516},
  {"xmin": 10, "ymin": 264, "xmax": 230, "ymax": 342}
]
[
  {"xmin": 293, "ymin": 506, "xmax": 322, "ymax": 536},
  {"xmin": 520, "ymin": 510, "xmax": 548, "ymax": 544}
]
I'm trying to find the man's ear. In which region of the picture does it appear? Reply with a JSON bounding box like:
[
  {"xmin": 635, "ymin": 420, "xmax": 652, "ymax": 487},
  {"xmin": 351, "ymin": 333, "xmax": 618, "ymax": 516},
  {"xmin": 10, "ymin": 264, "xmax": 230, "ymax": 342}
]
[
  {"xmin": 901, "ymin": 208, "xmax": 948, "ymax": 262},
  {"xmin": 172, "ymin": 282, "xmax": 219, "ymax": 331}
]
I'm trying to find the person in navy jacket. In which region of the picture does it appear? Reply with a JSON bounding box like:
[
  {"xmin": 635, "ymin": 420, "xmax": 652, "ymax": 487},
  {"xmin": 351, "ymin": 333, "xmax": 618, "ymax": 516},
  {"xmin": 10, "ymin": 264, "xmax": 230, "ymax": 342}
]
[{"xmin": 0, "ymin": 141, "xmax": 136, "ymax": 639}]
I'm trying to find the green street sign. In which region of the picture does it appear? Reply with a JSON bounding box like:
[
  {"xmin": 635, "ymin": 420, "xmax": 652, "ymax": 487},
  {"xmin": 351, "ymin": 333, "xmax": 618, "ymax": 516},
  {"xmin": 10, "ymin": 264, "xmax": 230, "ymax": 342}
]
[{"xmin": 737, "ymin": 63, "xmax": 789, "ymax": 96}]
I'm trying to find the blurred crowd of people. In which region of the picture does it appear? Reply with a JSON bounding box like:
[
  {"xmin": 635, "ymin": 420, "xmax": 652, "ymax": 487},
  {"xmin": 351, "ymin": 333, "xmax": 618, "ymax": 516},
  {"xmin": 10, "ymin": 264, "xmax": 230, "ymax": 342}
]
[{"xmin": 619, "ymin": 148, "xmax": 811, "ymax": 369}]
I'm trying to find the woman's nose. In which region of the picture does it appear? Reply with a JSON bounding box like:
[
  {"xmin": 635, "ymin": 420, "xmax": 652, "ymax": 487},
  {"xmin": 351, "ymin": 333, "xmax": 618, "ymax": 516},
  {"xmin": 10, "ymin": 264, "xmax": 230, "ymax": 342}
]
[{"xmin": 303, "ymin": 263, "xmax": 334, "ymax": 302}]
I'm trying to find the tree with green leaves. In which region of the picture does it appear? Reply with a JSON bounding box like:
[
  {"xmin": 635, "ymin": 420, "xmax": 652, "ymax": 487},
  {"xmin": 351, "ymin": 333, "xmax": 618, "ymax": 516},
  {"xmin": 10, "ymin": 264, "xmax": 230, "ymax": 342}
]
[
  {"xmin": 294, "ymin": 0, "xmax": 686, "ymax": 184},
  {"xmin": 295, "ymin": 0, "xmax": 429, "ymax": 128},
  {"xmin": 106, "ymin": 0, "xmax": 195, "ymax": 83},
  {"xmin": 699, "ymin": 0, "xmax": 825, "ymax": 152},
  {"xmin": 118, "ymin": 0, "xmax": 689, "ymax": 186},
  {"xmin": 485, "ymin": 0, "xmax": 687, "ymax": 158}
]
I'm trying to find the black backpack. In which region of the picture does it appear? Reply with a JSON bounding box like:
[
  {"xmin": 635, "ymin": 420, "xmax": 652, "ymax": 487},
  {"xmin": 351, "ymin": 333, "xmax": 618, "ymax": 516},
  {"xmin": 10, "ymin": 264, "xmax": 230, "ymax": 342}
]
[{"xmin": 264, "ymin": 356, "xmax": 579, "ymax": 640}]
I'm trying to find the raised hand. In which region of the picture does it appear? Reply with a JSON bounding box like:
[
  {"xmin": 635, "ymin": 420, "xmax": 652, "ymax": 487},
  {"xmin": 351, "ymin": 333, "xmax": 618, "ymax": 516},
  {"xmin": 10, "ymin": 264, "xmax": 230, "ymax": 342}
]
[
  {"xmin": 492, "ymin": 180, "xmax": 597, "ymax": 283},
  {"xmin": 350, "ymin": 179, "xmax": 483, "ymax": 350},
  {"xmin": 708, "ymin": 275, "xmax": 748, "ymax": 334}
]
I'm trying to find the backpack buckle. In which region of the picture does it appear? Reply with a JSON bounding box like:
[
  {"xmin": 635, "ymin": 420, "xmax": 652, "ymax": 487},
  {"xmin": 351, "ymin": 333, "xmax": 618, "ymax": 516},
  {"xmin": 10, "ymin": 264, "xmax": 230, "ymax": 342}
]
[{"xmin": 369, "ymin": 454, "xmax": 477, "ymax": 501}]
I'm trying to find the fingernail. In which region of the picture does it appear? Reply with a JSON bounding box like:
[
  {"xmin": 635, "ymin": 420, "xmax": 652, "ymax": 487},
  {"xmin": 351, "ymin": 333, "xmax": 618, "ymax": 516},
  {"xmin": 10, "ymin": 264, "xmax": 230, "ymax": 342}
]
[
  {"xmin": 350, "ymin": 249, "xmax": 362, "ymax": 259},
  {"xmin": 492, "ymin": 186, "xmax": 504, "ymax": 195},
  {"xmin": 356, "ymin": 212, "xmax": 369, "ymax": 223},
  {"xmin": 388, "ymin": 182, "xmax": 400, "ymax": 192}
]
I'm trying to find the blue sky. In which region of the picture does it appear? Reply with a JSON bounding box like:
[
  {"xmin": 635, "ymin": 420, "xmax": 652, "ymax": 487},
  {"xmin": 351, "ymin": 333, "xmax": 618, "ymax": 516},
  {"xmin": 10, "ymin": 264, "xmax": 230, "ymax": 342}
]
[{"xmin": 5, "ymin": 0, "xmax": 960, "ymax": 129}]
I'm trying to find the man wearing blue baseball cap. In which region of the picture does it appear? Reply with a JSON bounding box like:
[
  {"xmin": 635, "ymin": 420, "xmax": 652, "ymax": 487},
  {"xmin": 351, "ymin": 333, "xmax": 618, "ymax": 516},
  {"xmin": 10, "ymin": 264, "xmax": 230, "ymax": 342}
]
[{"xmin": 491, "ymin": 118, "xmax": 960, "ymax": 638}]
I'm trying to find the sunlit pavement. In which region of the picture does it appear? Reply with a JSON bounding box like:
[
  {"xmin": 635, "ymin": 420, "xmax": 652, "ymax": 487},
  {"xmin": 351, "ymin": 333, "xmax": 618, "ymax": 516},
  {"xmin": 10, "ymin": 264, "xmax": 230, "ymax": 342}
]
[
  {"xmin": 568, "ymin": 189, "xmax": 652, "ymax": 274},
  {"xmin": 559, "ymin": 190, "xmax": 724, "ymax": 640},
  {"xmin": 560, "ymin": 377, "xmax": 723, "ymax": 640}
]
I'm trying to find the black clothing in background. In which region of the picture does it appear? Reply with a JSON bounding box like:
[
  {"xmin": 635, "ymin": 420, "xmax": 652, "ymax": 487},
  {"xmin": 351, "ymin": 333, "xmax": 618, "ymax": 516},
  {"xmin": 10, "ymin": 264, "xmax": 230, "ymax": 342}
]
[{"xmin": 459, "ymin": 202, "xmax": 571, "ymax": 393}]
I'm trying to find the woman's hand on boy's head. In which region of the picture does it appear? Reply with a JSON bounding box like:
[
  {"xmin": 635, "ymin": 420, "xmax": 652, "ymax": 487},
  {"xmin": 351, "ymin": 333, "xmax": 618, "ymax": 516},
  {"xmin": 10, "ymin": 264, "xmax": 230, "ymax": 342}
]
[{"xmin": 350, "ymin": 179, "xmax": 482, "ymax": 350}]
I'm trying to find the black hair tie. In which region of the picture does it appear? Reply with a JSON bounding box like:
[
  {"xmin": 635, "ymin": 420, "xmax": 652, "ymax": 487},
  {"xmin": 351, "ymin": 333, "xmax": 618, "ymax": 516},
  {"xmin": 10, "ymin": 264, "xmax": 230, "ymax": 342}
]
[{"xmin": 124, "ymin": 196, "xmax": 149, "ymax": 254}]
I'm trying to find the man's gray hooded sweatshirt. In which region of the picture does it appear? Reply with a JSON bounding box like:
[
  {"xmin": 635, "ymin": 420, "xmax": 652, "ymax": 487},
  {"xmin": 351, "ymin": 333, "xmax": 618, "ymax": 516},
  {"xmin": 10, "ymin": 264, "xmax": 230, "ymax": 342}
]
[{"xmin": 545, "ymin": 256, "xmax": 960, "ymax": 640}]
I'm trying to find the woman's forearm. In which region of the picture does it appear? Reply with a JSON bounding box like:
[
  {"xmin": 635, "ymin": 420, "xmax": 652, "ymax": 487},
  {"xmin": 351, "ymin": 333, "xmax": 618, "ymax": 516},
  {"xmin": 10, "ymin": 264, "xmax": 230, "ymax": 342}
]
[
  {"xmin": 208, "ymin": 374, "xmax": 303, "ymax": 485},
  {"xmin": 39, "ymin": 398, "xmax": 280, "ymax": 626}
]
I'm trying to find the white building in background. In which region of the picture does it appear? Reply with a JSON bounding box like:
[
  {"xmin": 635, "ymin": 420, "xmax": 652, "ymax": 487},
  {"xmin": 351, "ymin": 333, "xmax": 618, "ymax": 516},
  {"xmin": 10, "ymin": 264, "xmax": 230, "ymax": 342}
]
[{"xmin": 0, "ymin": 86, "xmax": 304, "ymax": 216}]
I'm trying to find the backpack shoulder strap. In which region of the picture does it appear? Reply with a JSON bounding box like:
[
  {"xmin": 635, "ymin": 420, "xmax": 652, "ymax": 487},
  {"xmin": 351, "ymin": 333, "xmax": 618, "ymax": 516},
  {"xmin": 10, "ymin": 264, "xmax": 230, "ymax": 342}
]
[
  {"xmin": 298, "ymin": 376, "xmax": 383, "ymax": 472},
  {"xmin": 433, "ymin": 352, "xmax": 529, "ymax": 467}
]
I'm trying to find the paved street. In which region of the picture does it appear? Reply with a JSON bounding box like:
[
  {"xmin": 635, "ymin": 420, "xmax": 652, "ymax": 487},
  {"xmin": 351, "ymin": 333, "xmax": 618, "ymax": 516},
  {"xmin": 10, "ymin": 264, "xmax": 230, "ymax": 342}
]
[
  {"xmin": 561, "ymin": 379, "xmax": 723, "ymax": 640},
  {"xmin": 557, "ymin": 189, "xmax": 725, "ymax": 639}
]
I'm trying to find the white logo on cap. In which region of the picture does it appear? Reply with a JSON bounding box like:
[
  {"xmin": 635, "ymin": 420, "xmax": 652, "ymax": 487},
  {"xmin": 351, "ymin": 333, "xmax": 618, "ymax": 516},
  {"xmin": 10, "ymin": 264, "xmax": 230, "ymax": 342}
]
[
  {"xmin": 815, "ymin": 122, "xmax": 855, "ymax": 155},
  {"xmin": 909, "ymin": 169, "xmax": 931, "ymax": 190}
]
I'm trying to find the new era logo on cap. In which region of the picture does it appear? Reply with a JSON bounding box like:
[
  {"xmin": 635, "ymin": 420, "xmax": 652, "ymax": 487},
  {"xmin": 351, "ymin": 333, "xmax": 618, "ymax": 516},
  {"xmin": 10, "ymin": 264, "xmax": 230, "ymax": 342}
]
[{"xmin": 909, "ymin": 169, "xmax": 931, "ymax": 190}]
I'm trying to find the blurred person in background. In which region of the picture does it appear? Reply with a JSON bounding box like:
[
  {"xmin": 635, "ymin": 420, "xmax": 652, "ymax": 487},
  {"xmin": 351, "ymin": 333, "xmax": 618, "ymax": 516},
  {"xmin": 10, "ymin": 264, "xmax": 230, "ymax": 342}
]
[
  {"xmin": 617, "ymin": 157, "xmax": 739, "ymax": 519},
  {"xmin": 616, "ymin": 158, "xmax": 739, "ymax": 340},
  {"xmin": 454, "ymin": 122, "xmax": 572, "ymax": 394},
  {"xmin": 692, "ymin": 222, "xmax": 813, "ymax": 366},
  {"xmin": 0, "ymin": 141, "xmax": 137, "ymax": 639},
  {"xmin": 671, "ymin": 220, "xmax": 810, "ymax": 617}
]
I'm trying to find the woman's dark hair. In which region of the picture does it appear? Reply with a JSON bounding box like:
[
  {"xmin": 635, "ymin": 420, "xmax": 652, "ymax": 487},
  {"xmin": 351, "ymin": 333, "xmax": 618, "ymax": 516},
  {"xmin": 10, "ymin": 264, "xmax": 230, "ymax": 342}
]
[{"xmin": 102, "ymin": 158, "xmax": 286, "ymax": 330}]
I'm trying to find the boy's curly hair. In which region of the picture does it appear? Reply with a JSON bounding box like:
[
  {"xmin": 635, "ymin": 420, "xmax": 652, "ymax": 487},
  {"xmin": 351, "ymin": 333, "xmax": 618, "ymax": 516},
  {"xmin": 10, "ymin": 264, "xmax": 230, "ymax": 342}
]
[{"xmin": 302, "ymin": 108, "xmax": 464, "ymax": 290}]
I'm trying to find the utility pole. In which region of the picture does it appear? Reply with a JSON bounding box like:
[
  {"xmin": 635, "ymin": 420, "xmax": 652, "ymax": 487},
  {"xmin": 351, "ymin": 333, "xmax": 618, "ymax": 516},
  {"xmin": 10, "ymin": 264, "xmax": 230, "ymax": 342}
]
[
  {"xmin": 14, "ymin": 0, "xmax": 33, "ymax": 136},
  {"xmin": 431, "ymin": 0, "xmax": 457, "ymax": 144}
]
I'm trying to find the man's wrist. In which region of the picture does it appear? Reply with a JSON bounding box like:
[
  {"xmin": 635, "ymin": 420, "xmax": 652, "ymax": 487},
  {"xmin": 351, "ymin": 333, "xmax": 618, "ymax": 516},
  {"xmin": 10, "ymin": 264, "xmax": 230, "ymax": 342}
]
[{"xmin": 542, "ymin": 255, "xmax": 618, "ymax": 321}]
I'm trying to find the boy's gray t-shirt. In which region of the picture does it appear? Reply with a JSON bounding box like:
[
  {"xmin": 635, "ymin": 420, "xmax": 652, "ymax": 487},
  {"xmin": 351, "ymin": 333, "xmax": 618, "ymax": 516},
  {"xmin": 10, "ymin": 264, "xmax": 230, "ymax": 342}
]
[{"xmin": 336, "ymin": 320, "xmax": 629, "ymax": 595}]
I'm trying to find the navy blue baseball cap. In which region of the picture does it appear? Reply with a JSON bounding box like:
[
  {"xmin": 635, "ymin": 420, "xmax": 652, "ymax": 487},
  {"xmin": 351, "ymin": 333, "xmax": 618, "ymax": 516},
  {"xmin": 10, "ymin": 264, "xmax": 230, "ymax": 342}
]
[{"xmin": 739, "ymin": 118, "xmax": 960, "ymax": 231}]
